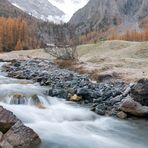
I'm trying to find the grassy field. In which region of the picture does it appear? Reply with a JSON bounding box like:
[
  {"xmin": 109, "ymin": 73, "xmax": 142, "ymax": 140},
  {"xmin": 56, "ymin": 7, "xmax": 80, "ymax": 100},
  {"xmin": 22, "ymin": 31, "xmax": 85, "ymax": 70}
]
[
  {"xmin": 0, "ymin": 49, "xmax": 53, "ymax": 61},
  {"xmin": 77, "ymin": 40, "xmax": 148, "ymax": 82}
]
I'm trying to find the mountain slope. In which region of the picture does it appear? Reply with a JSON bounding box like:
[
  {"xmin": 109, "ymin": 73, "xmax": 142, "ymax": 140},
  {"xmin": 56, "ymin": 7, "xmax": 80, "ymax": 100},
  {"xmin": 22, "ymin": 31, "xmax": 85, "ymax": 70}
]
[
  {"xmin": 0, "ymin": 0, "xmax": 31, "ymax": 18},
  {"xmin": 8, "ymin": 0, "xmax": 65, "ymax": 22},
  {"xmin": 70, "ymin": 0, "xmax": 148, "ymax": 34}
]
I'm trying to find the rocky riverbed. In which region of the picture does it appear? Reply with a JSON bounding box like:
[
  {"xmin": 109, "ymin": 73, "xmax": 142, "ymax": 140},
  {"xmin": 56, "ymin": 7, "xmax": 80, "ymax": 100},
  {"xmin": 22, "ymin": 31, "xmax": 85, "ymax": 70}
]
[{"xmin": 2, "ymin": 59, "xmax": 148, "ymax": 119}]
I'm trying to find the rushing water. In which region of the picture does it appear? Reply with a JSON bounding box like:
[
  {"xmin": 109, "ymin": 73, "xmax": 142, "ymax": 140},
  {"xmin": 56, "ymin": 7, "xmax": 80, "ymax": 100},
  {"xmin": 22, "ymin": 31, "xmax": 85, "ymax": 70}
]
[{"xmin": 0, "ymin": 63, "xmax": 148, "ymax": 148}]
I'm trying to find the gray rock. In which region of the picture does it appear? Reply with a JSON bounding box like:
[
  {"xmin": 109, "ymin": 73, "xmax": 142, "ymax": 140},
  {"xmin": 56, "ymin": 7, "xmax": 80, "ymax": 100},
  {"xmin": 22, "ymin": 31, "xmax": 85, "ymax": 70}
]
[
  {"xmin": 95, "ymin": 104, "xmax": 106, "ymax": 115},
  {"xmin": 117, "ymin": 111, "xmax": 127, "ymax": 119},
  {"xmin": 0, "ymin": 106, "xmax": 41, "ymax": 148},
  {"xmin": 0, "ymin": 106, "xmax": 18, "ymax": 133},
  {"xmin": 52, "ymin": 89, "xmax": 68, "ymax": 99},
  {"xmin": 131, "ymin": 79, "xmax": 148, "ymax": 106},
  {"xmin": 120, "ymin": 96, "xmax": 148, "ymax": 117},
  {"xmin": 122, "ymin": 83, "xmax": 134, "ymax": 97},
  {"xmin": 0, "ymin": 140, "xmax": 13, "ymax": 148},
  {"xmin": 2, "ymin": 121, "xmax": 41, "ymax": 148},
  {"xmin": 77, "ymin": 88, "xmax": 92, "ymax": 100},
  {"xmin": 93, "ymin": 97, "xmax": 103, "ymax": 103},
  {"xmin": 110, "ymin": 95, "xmax": 123, "ymax": 105}
]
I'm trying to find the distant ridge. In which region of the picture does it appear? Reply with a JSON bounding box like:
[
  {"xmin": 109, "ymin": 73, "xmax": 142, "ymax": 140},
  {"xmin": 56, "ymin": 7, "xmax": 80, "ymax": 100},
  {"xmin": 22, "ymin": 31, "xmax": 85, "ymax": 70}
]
[{"xmin": 69, "ymin": 0, "xmax": 148, "ymax": 34}]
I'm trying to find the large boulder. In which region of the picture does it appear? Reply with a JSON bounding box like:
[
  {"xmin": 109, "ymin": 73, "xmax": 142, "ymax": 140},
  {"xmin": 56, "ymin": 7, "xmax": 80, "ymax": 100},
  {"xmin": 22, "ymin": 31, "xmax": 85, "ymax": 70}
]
[
  {"xmin": 131, "ymin": 79, "xmax": 148, "ymax": 106},
  {"xmin": 120, "ymin": 96, "xmax": 148, "ymax": 117},
  {"xmin": 2, "ymin": 121, "xmax": 41, "ymax": 148},
  {"xmin": 0, "ymin": 106, "xmax": 41, "ymax": 148},
  {"xmin": 0, "ymin": 106, "xmax": 18, "ymax": 133}
]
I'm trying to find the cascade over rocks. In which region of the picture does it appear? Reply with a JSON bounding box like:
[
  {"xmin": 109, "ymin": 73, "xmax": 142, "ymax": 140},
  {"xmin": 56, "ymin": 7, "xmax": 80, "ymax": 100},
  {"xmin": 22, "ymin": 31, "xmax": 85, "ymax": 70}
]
[{"xmin": 0, "ymin": 106, "xmax": 41, "ymax": 148}]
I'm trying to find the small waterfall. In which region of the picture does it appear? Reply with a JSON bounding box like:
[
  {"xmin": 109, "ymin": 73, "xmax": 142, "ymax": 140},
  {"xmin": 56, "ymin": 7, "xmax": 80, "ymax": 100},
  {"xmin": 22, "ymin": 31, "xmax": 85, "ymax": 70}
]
[
  {"xmin": 4, "ymin": 94, "xmax": 49, "ymax": 106},
  {"xmin": 0, "ymin": 62, "xmax": 148, "ymax": 148}
]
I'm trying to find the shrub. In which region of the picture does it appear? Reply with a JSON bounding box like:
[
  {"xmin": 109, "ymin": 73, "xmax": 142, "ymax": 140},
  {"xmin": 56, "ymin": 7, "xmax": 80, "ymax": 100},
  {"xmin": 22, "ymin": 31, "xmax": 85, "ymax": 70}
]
[{"xmin": 45, "ymin": 45, "xmax": 78, "ymax": 60}]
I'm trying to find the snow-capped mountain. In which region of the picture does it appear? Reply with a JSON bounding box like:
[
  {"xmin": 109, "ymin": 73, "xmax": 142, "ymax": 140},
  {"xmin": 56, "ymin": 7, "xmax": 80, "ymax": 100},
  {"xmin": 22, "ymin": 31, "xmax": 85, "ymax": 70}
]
[
  {"xmin": 48, "ymin": 0, "xmax": 89, "ymax": 22},
  {"xmin": 8, "ymin": 0, "xmax": 89, "ymax": 23},
  {"xmin": 8, "ymin": 0, "xmax": 65, "ymax": 22}
]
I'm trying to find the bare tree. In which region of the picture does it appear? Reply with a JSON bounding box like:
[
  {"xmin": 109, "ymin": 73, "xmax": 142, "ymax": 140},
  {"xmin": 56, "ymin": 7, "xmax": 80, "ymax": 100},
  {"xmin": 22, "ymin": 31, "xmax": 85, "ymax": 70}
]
[{"xmin": 44, "ymin": 44, "xmax": 78, "ymax": 60}]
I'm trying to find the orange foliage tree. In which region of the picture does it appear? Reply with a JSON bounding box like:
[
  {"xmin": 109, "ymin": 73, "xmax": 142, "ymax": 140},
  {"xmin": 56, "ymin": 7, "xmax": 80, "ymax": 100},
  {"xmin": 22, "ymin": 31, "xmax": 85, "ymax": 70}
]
[
  {"xmin": 0, "ymin": 17, "xmax": 40, "ymax": 52},
  {"xmin": 110, "ymin": 27, "xmax": 148, "ymax": 42}
]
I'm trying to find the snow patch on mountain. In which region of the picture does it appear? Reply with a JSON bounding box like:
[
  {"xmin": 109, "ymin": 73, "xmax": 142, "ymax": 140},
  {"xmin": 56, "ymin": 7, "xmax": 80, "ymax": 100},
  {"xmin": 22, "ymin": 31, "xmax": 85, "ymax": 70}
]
[
  {"xmin": 8, "ymin": 0, "xmax": 65, "ymax": 23},
  {"xmin": 12, "ymin": 3, "xmax": 26, "ymax": 11},
  {"xmin": 8, "ymin": 0, "xmax": 89, "ymax": 23},
  {"xmin": 48, "ymin": 0, "xmax": 89, "ymax": 22}
]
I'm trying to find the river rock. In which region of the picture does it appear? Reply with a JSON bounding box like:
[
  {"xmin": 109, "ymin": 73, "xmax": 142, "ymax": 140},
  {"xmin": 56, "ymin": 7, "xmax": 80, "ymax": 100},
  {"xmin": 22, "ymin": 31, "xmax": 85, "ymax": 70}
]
[
  {"xmin": 51, "ymin": 89, "xmax": 68, "ymax": 99},
  {"xmin": 0, "ymin": 106, "xmax": 18, "ymax": 133},
  {"xmin": 110, "ymin": 95, "xmax": 123, "ymax": 105},
  {"xmin": 0, "ymin": 106, "xmax": 41, "ymax": 147},
  {"xmin": 77, "ymin": 88, "xmax": 92, "ymax": 101},
  {"xmin": 122, "ymin": 83, "xmax": 134, "ymax": 97},
  {"xmin": 131, "ymin": 79, "xmax": 148, "ymax": 106},
  {"xmin": 120, "ymin": 96, "xmax": 148, "ymax": 117},
  {"xmin": 117, "ymin": 111, "xmax": 127, "ymax": 119},
  {"xmin": 2, "ymin": 121, "xmax": 41, "ymax": 148},
  {"xmin": 67, "ymin": 88, "xmax": 76, "ymax": 96},
  {"xmin": 0, "ymin": 140, "xmax": 13, "ymax": 148},
  {"xmin": 70, "ymin": 95, "xmax": 82, "ymax": 102},
  {"xmin": 95, "ymin": 104, "xmax": 106, "ymax": 115}
]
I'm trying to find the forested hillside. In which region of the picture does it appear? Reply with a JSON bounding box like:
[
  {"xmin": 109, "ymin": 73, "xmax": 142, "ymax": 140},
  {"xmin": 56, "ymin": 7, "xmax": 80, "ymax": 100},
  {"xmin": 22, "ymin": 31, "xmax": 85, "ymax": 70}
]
[
  {"xmin": 0, "ymin": 0, "xmax": 34, "ymax": 19},
  {"xmin": 0, "ymin": 17, "xmax": 41, "ymax": 51},
  {"xmin": 0, "ymin": 0, "xmax": 75, "ymax": 52}
]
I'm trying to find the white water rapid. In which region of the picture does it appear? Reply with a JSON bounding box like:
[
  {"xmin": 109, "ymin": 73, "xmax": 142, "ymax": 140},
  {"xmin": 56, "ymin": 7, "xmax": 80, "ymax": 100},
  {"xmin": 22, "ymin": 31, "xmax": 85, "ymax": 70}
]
[{"xmin": 0, "ymin": 63, "xmax": 148, "ymax": 148}]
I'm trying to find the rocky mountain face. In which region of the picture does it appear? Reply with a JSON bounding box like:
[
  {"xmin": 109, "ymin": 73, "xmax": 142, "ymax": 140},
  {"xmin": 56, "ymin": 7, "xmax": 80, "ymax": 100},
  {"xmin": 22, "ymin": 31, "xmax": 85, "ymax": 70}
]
[
  {"xmin": 0, "ymin": 0, "xmax": 32, "ymax": 18},
  {"xmin": 69, "ymin": 0, "xmax": 148, "ymax": 34},
  {"xmin": 8, "ymin": 0, "xmax": 65, "ymax": 22}
]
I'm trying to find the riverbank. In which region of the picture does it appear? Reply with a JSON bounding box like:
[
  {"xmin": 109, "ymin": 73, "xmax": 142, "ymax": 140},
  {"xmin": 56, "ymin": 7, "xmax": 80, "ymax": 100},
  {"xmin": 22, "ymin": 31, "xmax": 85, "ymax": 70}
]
[
  {"xmin": 0, "ymin": 70, "xmax": 147, "ymax": 148},
  {"xmin": 2, "ymin": 58, "xmax": 148, "ymax": 120}
]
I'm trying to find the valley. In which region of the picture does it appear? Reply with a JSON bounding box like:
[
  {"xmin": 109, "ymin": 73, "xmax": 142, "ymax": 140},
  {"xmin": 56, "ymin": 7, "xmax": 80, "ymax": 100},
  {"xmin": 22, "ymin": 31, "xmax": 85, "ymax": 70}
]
[{"xmin": 0, "ymin": 0, "xmax": 148, "ymax": 147}]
